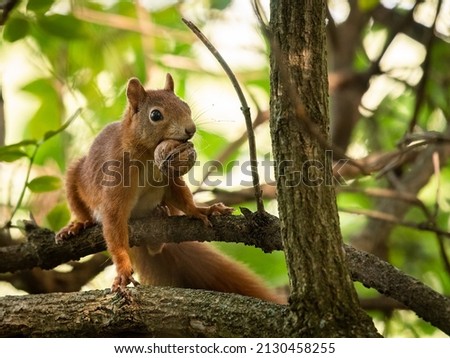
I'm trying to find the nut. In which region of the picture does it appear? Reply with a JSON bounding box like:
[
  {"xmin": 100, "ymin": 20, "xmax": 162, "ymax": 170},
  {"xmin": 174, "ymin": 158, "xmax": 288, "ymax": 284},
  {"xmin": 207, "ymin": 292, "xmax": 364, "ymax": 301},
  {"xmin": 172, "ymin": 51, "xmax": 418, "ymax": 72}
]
[{"xmin": 154, "ymin": 139, "xmax": 196, "ymax": 177}]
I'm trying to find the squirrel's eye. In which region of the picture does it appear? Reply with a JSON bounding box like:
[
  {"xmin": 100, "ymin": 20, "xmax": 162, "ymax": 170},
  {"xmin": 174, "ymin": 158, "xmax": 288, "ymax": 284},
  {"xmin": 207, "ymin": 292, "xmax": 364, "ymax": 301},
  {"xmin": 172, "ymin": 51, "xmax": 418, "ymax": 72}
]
[{"xmin": 150, "ymin": 109, "xmax": 163, "ymax": 122}]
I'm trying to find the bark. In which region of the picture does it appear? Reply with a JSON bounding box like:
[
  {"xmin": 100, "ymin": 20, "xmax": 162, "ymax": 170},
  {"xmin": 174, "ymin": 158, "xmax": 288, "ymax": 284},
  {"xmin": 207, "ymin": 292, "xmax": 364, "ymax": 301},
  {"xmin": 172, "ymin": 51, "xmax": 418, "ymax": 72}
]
[
  {"xmin": 347, "ymin": 245, "xmax": 450, "ymax": 335},
  {"xmin": 1, "ymin": 214, "xmax": 450, "ymax": 336},
  {"xmin": 0, "ymin": 210, "xmax": 281, "ymax": 274},
  {"xmin": 0, "ymin": 254, "xmax": 109, "ymax": 293},
  {"xmin": 0, "ymin": 286, "xmax": 288, "ymax": 337},
  {"xmin": 269, "ymin": 0, "xmax": 378, "ymax": 337}
]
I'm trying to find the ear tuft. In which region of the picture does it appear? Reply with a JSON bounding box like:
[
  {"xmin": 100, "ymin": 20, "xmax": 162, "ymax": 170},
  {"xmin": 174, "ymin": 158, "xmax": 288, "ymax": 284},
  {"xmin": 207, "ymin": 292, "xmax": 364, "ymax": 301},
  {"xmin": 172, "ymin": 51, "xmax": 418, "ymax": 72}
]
[
  {"xmin": 127, "ymin": 78, "xmax": 146, "ymax": 112},
  {"xmin": 164, "ymin": 73, "xmax": 175, "ymax": 92}
]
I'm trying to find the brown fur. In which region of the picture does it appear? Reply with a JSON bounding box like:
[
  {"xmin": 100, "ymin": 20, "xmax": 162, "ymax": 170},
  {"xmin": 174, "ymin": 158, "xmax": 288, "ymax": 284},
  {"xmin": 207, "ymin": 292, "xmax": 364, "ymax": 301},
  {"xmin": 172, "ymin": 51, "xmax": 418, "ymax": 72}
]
[
  {"xmin": 57, "ymin": 74, "xmax": 284, "ymax": 303},
  {"xmin": 131, "ymin": 242, "xmax": 285, "ymax": 304}
]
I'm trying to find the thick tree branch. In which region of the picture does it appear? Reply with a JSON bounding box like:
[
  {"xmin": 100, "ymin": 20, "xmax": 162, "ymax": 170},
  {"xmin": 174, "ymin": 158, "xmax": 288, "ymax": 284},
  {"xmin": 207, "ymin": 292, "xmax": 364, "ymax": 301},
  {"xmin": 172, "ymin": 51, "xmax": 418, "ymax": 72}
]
[
  {"xmin": 0, "ymin": 210, "xmax": 281, "ymax": 274},
  {"xmin": 1, "ymin": 212, "xmax": 450, "ymax": 335},
  {"xmin": 347, "ymin": 245, "xmax": 450, "ymax": 335},
  {"xmin": 0, "ymin": 286, "xmax": 289, "ymax": 337},
  {"xmin": 0, "ymin": 254, "xmax": 110, "ymax": 294}
]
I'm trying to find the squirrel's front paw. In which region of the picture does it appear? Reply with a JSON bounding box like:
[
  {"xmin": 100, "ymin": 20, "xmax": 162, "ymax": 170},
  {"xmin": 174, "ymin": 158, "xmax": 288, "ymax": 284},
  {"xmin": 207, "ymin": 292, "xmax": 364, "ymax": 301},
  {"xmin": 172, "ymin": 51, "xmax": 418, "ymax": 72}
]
[{"xmin": 55, "ymin": 220, "xmax": 95, "ymax": 242}]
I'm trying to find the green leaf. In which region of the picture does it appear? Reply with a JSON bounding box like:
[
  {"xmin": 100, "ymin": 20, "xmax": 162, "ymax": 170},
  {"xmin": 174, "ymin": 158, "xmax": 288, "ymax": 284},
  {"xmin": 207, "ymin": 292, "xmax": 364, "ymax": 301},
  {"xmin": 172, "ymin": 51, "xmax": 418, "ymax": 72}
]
[
  {"xmin": 46, "ymin": 202, "xmax": 70, "ymax": 231},
  {"xmin": 27, "ymin": 0, "xmax": 55, "ymax": 13},
  {"xmin": 0, "ymin": 140, "xmax": 37, "ymax": 162},
  {"xmin": 358, "ymin": 0, "xmax": 379, "ymax": 11},
  {"xmin": 152, "ymin": 7, "xmax": 185, "ymax": 30},
  {"xmin": 3, "ymin": 16, "xmax": 30, "ymax": 42},
  {"xmin": 0, "ymin": 149, "xmax": 28, "ymax": 162},
  {"xmin": 27, "ymin": 175, "xmax": 62, "ymax": 193},
  {"xmin": 21, "ymin": 77, "xmax": 57, "ymax": 97},
  {"xmin": 0, "ymin": 139, "xmax": 37, "ymax": 151},
  {"xmin": 37, "ymin": 14, "xmax": 87, "ymax": 39},
  {"xmin": 19, "ymin": 80, "xmax": 80, "ymax": 170},
  {"xmin": 210, "ymin": 0, "xmax": 232, "ymax": 10}
]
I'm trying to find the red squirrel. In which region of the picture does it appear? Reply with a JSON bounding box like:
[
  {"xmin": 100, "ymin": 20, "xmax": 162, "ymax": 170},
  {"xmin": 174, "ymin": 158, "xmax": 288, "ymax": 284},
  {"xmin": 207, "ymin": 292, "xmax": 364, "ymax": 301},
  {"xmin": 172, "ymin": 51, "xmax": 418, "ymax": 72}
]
[{"xmin": 57, "ymin": 74, "xmax": 284, "ymax": 304}]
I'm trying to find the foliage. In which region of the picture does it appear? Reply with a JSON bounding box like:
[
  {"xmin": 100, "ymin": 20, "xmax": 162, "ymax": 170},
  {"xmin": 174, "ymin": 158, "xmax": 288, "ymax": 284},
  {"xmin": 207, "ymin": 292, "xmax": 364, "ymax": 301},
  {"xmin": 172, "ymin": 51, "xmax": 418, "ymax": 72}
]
[{"xmin": 0, "ymin": 0, "xmax": 449, "ymax": 337}]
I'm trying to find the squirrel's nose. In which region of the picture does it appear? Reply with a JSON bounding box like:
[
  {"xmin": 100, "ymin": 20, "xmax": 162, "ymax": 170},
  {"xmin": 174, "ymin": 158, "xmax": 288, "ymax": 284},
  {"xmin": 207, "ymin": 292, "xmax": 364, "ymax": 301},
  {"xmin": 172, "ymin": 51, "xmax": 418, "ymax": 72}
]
[{"xmin": 185, "ymin": 125, "xmax": 196, "ymax": 139}]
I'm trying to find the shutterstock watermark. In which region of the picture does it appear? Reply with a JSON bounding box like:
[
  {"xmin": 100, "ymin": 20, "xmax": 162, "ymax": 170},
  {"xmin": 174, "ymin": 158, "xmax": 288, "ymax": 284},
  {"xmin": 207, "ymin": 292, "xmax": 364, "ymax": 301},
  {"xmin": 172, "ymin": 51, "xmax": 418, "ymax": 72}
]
[{"xmin": 100, "ymin": 151, "xmax": 349, "ymax": 188}]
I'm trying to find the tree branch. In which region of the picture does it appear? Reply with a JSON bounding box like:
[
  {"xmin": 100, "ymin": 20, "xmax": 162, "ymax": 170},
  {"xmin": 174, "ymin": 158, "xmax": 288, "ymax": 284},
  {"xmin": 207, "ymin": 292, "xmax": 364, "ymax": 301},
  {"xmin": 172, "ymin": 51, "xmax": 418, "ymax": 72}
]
[
  {"xmin": 346, "ymin": 245, "xmax": 450, "ymax": 335},
  {"xmin": 0, "ymin": 286, "xmax": 289, "ymax": 337},
  {"xmin": 0, "ymin": 254, "xmax": 110, "ymax": 294},
  {"xmin": 0, "ymin": 210, "xmax": 282, "ymax": 274},
  {"xmin": 1, "ymin": 212, "xmax": 450, "ymax": 335}
]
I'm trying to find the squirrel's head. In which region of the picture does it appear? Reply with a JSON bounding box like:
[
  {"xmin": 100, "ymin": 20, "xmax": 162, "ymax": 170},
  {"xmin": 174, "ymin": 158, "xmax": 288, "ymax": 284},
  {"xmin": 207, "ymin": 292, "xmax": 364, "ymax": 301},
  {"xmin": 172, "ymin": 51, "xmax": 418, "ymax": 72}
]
[{"xmin": 124, "ymin": 73, "xmax": 196, "ymax": 150}]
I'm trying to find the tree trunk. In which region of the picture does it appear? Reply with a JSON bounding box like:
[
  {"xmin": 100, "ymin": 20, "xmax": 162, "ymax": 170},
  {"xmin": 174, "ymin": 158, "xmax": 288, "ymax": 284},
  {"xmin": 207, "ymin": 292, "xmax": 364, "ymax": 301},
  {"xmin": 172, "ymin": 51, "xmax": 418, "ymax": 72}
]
[{"xmin": 269, "ymin": 0, "xmax": 379, "ymax": 337}]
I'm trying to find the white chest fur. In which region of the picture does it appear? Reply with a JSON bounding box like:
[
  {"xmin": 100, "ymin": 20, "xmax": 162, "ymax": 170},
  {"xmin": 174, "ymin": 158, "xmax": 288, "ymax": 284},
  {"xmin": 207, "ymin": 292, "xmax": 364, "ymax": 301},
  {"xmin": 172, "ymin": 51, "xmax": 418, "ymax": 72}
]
[{"xmin": 130, "ymin": 185, "xmax": 165, "ymax": 219}]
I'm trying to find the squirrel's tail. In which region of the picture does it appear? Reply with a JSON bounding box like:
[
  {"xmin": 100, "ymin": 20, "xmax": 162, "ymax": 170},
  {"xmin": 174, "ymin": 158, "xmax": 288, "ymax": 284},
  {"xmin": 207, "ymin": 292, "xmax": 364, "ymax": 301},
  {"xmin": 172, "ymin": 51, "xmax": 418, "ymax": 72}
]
[{"xmin": 131, "ymin": 242, "xmax": 285, "ymax": 304}]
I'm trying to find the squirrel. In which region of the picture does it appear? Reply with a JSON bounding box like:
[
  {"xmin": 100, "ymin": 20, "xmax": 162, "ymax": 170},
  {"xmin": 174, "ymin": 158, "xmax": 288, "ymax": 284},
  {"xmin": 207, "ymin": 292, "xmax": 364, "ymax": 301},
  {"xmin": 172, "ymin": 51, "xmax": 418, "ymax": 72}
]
[{"xmin": 56, "ymin": 74, "xmax": 284, "ymax": 304}]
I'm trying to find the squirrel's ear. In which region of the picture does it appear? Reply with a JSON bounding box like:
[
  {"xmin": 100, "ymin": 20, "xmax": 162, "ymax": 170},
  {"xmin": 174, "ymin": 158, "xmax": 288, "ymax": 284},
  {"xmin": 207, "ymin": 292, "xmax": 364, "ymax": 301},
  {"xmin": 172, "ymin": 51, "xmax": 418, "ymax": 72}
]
[
  {"xmin": 127, "ymin": 78, "xmax": 146, "ymax": 112},
  {"xmin": 164, "ymin": 73, "xmax": 174, "ymax": 92}
]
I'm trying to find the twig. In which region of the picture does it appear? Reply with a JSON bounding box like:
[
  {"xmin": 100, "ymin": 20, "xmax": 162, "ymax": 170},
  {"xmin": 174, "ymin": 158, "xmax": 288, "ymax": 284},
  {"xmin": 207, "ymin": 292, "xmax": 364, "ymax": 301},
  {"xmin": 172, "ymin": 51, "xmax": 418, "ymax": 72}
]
[
  {"xmin": 8, "ymin": 145, "xmax": 39, "ymax": 224},
  {"xmin": 3, "ymin": 108, "xmax": 81, "ymax": 228},
  {"xmin": 398, "ymin": 131, "xmax": 450, "ymax": 147},
  {"xmin": 182, "ymin": 18, "xmax": 264, "ymax": 213},
  {"xmin": 375, "ymin": 131, "xmax": 450, "ymax": 178},
  {"xmin": 195, "ymin": 109, "xmax": 269, "ymax": 192}
]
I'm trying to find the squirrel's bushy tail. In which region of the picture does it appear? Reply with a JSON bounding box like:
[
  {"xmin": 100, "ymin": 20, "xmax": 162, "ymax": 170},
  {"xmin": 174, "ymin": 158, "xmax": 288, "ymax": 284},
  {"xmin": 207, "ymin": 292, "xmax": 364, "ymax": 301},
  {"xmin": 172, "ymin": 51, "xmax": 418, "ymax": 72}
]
[{"xmin": 131, "ymin": 242, "xmax": 285, "ymax": 304}]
